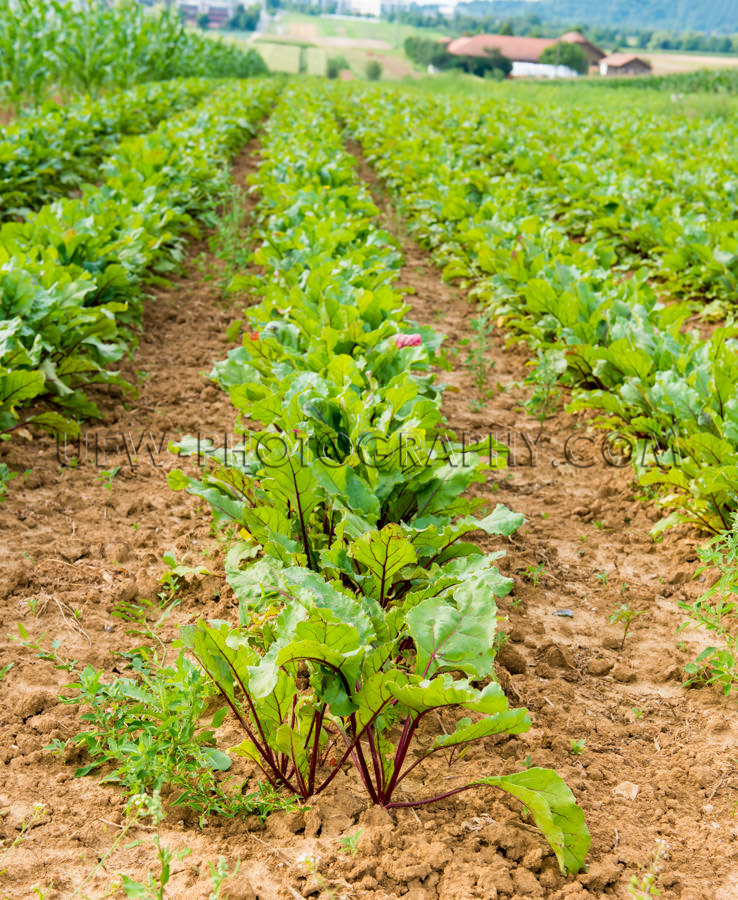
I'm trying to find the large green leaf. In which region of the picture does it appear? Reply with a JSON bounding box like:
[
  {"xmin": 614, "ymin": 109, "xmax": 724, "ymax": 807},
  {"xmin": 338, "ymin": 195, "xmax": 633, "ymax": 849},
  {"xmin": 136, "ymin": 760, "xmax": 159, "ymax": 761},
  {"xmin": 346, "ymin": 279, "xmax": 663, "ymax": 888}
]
[
  {"xmin": 477, "ymin": 768, "xmax": 591, "ymax": 875},
  {"xmin": 405, "ymin": 575, "xmax": 500, "ymax": 678}
]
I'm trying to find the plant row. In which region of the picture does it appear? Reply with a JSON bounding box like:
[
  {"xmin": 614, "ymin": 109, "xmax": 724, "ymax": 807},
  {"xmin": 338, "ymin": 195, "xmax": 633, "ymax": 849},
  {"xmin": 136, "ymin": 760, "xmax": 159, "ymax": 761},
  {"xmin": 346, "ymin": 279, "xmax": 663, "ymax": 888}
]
[
  {"xmin": 356, "ymin": 85, "xmax": 737, "ymax": 305},
  {"xmin": 0, "ymin": 78, "xmax": 219, "ymax": 221},
  {"xmin": 335, "ymin": 83, "xmax": 738, "ymax": 535},
  {"xmin": 0, "ymin": 79, "xmax": 279, "ymax": 440},
  {"xmin": 586, "ymin": 68, "xmax": 738, "ymax": 95},
  {"xmin": 0, "ymin": 0, "xmax": 268, "ymax": 112},
  {"xmin": 171, "ymin": 84, "xmax": 590, "ymax": 874}
]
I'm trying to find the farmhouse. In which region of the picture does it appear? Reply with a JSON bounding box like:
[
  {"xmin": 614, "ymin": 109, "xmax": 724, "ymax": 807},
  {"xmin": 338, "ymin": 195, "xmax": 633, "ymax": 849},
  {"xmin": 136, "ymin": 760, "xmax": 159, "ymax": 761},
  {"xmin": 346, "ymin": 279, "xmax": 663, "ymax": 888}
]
[
  {"xmin": 446, "ymin": 32, "xmax": 604, "ymax": 78},
  {"xmin": 559, "ymin": 31, "xmax": 606, "ymax": 66},
  {"xmin": 177, "ymin": 0, "xmax": 235, "ymax": 26},
  {"xmin": 599, "ymin": 53, "xmax": 653, "ymax": 76}
]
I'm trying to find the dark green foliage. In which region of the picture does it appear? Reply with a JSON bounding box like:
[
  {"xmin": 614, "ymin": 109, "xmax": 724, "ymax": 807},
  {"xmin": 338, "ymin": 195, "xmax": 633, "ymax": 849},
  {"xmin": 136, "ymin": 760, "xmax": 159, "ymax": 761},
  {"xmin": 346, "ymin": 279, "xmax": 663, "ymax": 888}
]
[{"xmin": 539, "ymin": 41, "xmax": 588, "ymax": 74}]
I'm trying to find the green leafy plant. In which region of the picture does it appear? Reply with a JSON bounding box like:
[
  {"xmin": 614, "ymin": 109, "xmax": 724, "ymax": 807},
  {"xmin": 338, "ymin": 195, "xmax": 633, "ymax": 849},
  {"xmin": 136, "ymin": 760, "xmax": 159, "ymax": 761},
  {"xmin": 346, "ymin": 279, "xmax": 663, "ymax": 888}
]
[
  {"xmin": 58, "ymin": 649, "xmax": 295, "ymax": 823},
  {"xmin": 609, "ymin": 603, "xmax": 647, "ymax": 650},
  {"xmin": 0, "ymin": 80, "xmax": 278, "ymax": 443},
  {"xmin": 0, "ymin": 462, "xmax": 16, "ymax": 500},
  {"xmin": 159, "ymin": 551, "xmax": 211, "ymax": 599},
  {"xmin": 182, "ymin": 553, "xmax": 590, "ymax": 874}
]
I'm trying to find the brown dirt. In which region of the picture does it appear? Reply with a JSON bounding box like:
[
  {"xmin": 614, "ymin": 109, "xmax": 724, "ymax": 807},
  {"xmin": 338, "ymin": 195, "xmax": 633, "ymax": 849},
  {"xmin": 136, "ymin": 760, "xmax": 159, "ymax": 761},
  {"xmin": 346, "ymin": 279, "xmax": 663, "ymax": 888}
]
[{"xmin": 0, "ymin": 140, "xmax": 737, "ymax": 900}]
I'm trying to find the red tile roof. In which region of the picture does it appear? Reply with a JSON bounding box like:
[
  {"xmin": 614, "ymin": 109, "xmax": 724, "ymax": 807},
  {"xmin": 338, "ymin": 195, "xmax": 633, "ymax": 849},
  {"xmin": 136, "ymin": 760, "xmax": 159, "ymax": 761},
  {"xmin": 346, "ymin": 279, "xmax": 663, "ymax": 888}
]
[
  {"xmin": 600, "ymin": 53, "xmax": 651, "ymax": 67},
  {"xmin": 447, "ymin": 34, "xmax": 555, "ymax": 62},
  {"xmin": 560, "ymin": 31, "xmax": 587, "ymax": 42}
]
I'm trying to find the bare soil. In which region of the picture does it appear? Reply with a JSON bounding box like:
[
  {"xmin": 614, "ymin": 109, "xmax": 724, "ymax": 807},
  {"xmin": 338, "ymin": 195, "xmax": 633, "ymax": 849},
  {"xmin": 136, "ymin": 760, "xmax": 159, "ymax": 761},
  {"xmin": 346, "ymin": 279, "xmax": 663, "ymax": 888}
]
[{"xmin": 1, "ymin": 142, "xmax": 737, "ymax": 900}]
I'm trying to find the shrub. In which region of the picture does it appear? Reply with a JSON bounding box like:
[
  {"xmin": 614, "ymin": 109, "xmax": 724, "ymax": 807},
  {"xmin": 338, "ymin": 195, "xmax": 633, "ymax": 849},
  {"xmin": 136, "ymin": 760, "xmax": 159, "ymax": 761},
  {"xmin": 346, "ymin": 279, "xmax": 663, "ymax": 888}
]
[
  {"xmin": 366, "ymin": 59, "xmax": 382, "ymax": 81},
  {"xmin": 326, "ymin": 55, "xmax": 348, "ymax": 79}
]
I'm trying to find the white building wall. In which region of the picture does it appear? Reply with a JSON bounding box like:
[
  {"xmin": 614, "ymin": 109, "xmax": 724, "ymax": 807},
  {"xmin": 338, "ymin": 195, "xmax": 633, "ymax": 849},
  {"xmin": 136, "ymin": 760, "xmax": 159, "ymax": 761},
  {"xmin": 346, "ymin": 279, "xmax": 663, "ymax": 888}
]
[{"xmin": 511, "ymin": 61, "xmax": 579, "ymax": 78}]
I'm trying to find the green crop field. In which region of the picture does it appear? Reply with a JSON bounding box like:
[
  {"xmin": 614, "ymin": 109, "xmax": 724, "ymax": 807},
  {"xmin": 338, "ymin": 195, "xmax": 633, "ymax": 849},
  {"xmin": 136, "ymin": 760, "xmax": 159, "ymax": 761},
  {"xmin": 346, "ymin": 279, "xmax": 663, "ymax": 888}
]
[
  {"xmin": 253, "ymin": 40, "xmax": 303, "ymax": 74},
  {"xmin": 2, "ymin": 8, "xmax": 738, "ymax": 896}
]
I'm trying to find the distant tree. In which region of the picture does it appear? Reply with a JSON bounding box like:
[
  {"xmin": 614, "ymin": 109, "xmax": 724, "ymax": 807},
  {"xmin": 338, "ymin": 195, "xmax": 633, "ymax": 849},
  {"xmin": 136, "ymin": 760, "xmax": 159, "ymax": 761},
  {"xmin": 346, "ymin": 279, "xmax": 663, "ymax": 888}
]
[
  {"xmin": 365, "ymin": 59, "xmax": 382, "ymax": 80},
  {"xmin": 227, "ymin": 3, "xmax": 261, "ymax": 31},
  {"xmin": 648, "ymin": 30, "xmax": 675, "ymax": 49},
  {"xmin": 498, "ymin": 21, "xmax": 513, "ymax": 36},
  {"xmin": 452, "ymin": 48, "xmax": 512, "ymax": 78},
  {"xmin": 196, "ymin": 12, "xmax": 209, "ymax": 29},
  {"xmin": 539, "ymin": 41, "xmax": 588, "ymax": 74},
  {"xmin": 404, "ymin": 36, "xmax": 452, "ymax": 68},
  {"xmin": 326, "ymin": 55, "xmax": 348, "ymax": 79}
]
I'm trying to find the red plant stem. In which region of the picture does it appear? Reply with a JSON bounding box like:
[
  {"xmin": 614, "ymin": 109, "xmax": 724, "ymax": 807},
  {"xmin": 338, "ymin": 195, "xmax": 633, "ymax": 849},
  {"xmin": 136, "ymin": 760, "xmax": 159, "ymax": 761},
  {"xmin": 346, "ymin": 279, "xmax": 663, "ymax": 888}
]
[
  {"xmin": 352, "ymin": 738, "xmax": 379, "ymax": 804},
  {"xmin": 383, "ymin": 714, "xmax": 423, "ymax": 801},
  {"xmin": 307, "ymin": 705, "xmax": 325, "ymax": 795},
  {"xmin": 191, "ymin": 650, "xmax": 299, "ymax": 795},
  {"xmin": 286, "ymin": 458, "xmax": 315, "ymax": 570},
  {"xmin": 317, "ymin": 722, "xmax": 377, "ymax": 802},
  {"xmin": 365, "ymin": 726, "xmax": 385, "ymax": 795},
  {"xmin": 385, "ymin": 783, "xmax": 476, "ymax": 809}
]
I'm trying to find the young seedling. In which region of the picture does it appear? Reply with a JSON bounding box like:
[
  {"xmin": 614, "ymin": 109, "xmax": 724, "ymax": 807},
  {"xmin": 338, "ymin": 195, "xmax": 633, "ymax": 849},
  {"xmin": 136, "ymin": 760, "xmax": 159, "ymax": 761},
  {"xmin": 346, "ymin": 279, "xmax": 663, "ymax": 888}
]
[
  {"xmin": 120, "ymin": 836, "xmax": 192, "ymax": 900},
  {"xmin": 522, "ymin": 563, "xmax": 546, "ymax": 587},
  {"xmin": 1, "ymin": 802, "xmax": 47, "ymax": 853},
  {"xmin": 609, "ymin": 603, "xmax": 647, "ymax": 650},
  {"xmin": 596, "ymin": 570, "xmax": 608, "ymax": 586},
  {"xmin": 627, "ymin": 839, "xmax": 667, "ymax": 899},
  {"xmin": 339, "ymin": 830, "xmax": 364, "ymax": 857},
  {"xmin": 569, "ymin": 739, "xmax": 585, "ymax": 756},
  {"xmin": 97, "ymin": 466, "xmax": 120, "ymax": 494}
]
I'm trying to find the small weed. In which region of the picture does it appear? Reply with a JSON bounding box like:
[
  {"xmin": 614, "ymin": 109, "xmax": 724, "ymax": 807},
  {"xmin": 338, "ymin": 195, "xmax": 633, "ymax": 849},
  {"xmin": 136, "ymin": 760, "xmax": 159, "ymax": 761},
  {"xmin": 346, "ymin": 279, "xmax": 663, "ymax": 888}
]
[
  {"xmin": 11, "ymin": 624, "xmax": 77, "ymax": 671},
  {"xmin": 0, "ymin": 462, "xmax": 17, "ymax": 500},
  {"xmin": 627, "ymin": 839, "xmax": 667, "ymax": 898},
  {"xmin": 523, "ymin": 348, "xmax": 566, "ymax": 424},
  {"xmin": 97, "ymin": 466, "xmax": 121, "ymax": 494},
  {"xmin": 339, "ymin": 830, "xmax": 364, "ymax": 857},
  {"xmin": 0, "ymin": 802, "xmax": 46, "ymax": 852},
  {"xmin": 609, "ymin": 603, "xmax": 647, "ymax": 651},
  {"xmin": 459, "ymin": 312, "xmax": 496, "ymax": 408},
  {"xmin": 522, "ymin": 562, "xmax": 545, "ymax": 587},
  {"xmin": 569, "ymin": 739, "xmax": 585, "ymax": 756},
  {"xmin": 596, "ymin": 570, "xmax": 608, "ymax": 586},
  {"xmin": 678, "ymin": 517, "xmax": 738, "ymax": 695},
  {"xmin": 0, "ymin": 662, "xmax": 13, "ymax": 682},
  {"xmin": 632, "ymin": 707, "xmax": 645, "ymax": 719},
  {"xmin": 57, "ymin": 649, "xmax": 296, "ymax": 824},
  {"xmin": 209, "ymin": 182, "xmax": 251, "ymax": 298},
  {"xmin": 159, "ymin": 550, "xmax": 210, "ymax": 600},
  {"xmin": 26, "ymin": 596, "xmax": 43, "ymax": 616},
  {"xmin": 120, "ymin": 835, "xmax": 192, "ymax": 899}
]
